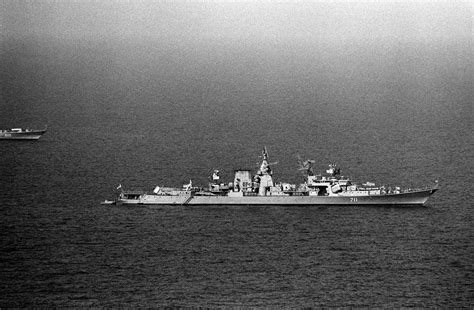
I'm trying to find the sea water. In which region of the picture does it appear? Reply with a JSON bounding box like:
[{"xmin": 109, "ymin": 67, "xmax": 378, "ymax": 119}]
[{"xmin": 0, "ymin": 36, "xmax": 472, "ymax": 307}]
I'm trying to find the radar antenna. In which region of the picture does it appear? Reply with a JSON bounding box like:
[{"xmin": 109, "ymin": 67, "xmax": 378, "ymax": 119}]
[
  {"xmin": 326, "ymin": 163, "xmax": 341, "ymax": 177},
  {"xmin": 297, "ymin": 155, "xmax": 315, "ymax": 176},
  {"xmin": 257, "ymin": 146, "xmax": 275, "ymax": 175}
]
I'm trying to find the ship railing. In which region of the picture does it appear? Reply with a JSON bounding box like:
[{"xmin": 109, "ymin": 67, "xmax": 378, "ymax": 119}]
[
  {"xmin": 400, "ymin": 185, "xmax": 436, "ymax": 193},
  {"xmin": 122, "ymin": 190, "xmax": 146, "ymax": 195}
]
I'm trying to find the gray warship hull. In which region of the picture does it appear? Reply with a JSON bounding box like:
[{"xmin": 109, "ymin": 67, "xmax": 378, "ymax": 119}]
[{"xmin": 114, "ymin": 188, "xmax": 438, "ymax": 206}]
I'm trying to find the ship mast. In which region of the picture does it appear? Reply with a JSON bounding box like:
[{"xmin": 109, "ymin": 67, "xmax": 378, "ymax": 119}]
[
  {"xmin": 256, "ymin": 147, "xmax": 274, "ymax": 195},
  {"xmin": 258, "ymin": 147, "xmax": 272, "ymax": 175}
]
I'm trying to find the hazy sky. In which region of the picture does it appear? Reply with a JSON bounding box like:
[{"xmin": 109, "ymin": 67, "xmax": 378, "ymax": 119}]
[{"xmin": 2, "ymin": 1, "xmax": 472, "ymax": 44}]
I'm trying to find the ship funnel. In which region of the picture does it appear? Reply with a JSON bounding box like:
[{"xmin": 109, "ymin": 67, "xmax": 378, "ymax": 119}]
[{"xmin": 234, "ymin": 170, "xmax": 252, "ymax": 192}]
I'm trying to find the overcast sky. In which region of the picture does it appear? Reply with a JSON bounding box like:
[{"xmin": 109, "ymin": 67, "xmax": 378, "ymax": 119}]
[{"xmin": 2, "ymin": 1, "xmax": 472, "ymax": 44}]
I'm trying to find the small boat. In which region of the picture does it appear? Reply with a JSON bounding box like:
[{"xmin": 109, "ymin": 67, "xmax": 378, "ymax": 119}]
[
  {"xmin": 100, "ymin": 200, "xmax": 116, "ymax": 205},
  {"xmin": 0, "ymin": 126, "xmax": 47, "ymax": 140}
]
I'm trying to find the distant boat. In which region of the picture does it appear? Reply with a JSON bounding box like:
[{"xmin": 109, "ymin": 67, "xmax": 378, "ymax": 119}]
[{"xmin": 0, "ymin": 126, "xmax": 47, "ymax": 140}]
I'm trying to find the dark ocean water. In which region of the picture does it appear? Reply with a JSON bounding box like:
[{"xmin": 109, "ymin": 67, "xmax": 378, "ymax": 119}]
[{"xmin": 0, "ymin": 36, "xmax": 472, "ymax": 307}]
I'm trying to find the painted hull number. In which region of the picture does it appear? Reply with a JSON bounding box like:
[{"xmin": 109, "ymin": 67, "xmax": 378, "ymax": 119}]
[{"xmin": 350, "ymin": 197, "xmax": 358, "ymax": 202}]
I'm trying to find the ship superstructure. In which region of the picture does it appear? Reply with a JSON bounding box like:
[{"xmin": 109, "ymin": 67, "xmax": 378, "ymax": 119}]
[{"xmin": 102, "ymin": 147, "xmax": 438, "ymax": 206}]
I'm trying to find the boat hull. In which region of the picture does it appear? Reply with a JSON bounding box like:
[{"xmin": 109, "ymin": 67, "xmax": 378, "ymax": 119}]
[{"xmin": 114, "ymin": 188, "xmax": 438, "ymax": 206}]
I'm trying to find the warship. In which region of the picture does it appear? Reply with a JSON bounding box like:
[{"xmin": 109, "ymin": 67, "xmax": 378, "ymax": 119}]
[
  {"xmin": 0, "ymin": 126, "xmax": 47, "ymax": 140},
  {"xmin": 102, "ymin": 147, "xmax": 438, "ymax": 206}
]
